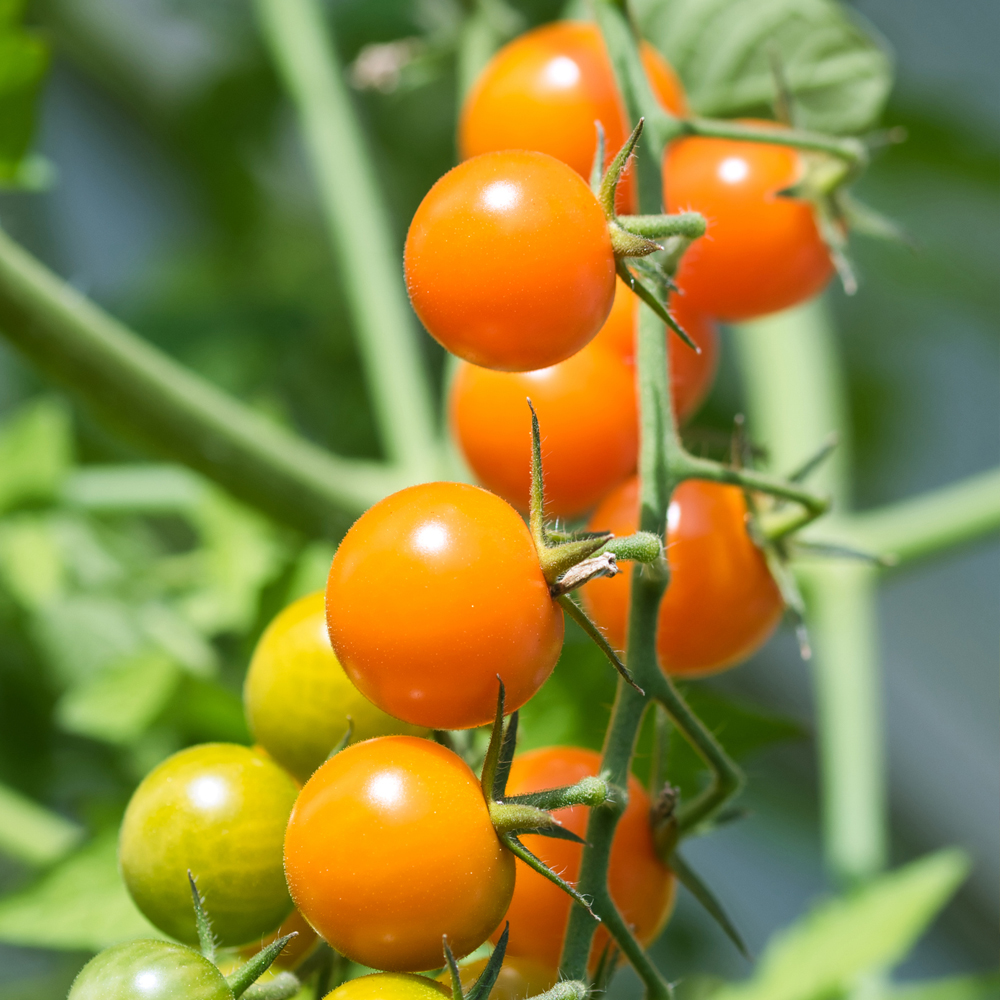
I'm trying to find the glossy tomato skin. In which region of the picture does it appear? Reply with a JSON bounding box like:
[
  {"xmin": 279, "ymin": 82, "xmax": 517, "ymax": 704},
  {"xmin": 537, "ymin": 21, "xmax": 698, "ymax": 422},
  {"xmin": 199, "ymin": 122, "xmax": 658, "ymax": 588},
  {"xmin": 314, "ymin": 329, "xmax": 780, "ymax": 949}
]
[
  {"xmin": 663, "ymin": 123, "xmax": 833, "ymax": 321},
  {"xmin": 460, "ymin": 21, "xmax": 686, "ymax": 214},
  {"xmin": 492, "ymin": 747, "xmax": 674, "ymax": 970},
  {"xmin": 436, "ymin": 956, "xmax": 557, "ymax": 1000},
  {"xmin": 450, "ymin": 338, "xmax": 638, "ymax": 518},
  {"xmin": 285, "ymin": 736, "xmax": 516, "ymax": 972},
  {"xmin": 245, "ymin": 591, "xmax": 429, "ymax": 785},
  {"xmin": 583, "ymin": 477, "xmax": 784, "ymax": 675},
  {"xmin": 68, "ymin": 940, "xmax": 232, "ymax": 1000},
  {"xmin": 592, "ymin": 276, "xmax": 719, "ymax": 423},
  {"xmin": 119, "ymin": 743, "xmax": 298, "ymax": 947},
  {"xmin": 404, "ymin": 151, "xmax": 615, "ymax": 372},
  {"xmin": 326, "ymin": 482, "xmax": 564, "ymax": 730},
  {"xmin": 324, "ymin": 973, "xmax": 451, "ymax": 1000}
]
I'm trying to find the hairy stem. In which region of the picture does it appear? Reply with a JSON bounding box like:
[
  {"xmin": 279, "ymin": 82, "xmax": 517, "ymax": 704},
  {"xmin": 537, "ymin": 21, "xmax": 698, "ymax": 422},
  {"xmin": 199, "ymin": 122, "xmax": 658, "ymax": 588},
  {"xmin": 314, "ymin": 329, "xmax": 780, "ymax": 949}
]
[
  {"xmin": 253, "ymin": 0, "xmax": 440, "ymax": 480},
  {"xmin": 0, "ymin": 228, "xmax": 401, "ymax": 537}
]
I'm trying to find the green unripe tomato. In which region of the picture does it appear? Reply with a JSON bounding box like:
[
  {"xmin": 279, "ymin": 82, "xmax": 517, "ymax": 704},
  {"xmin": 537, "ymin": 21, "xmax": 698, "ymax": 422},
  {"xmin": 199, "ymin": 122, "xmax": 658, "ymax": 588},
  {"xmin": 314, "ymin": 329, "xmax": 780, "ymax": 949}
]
[
  {"xmin": 324, "ymin": 972, "xmax": 451, "ymax": 1000},
  {"xmin": 68, "ymin": 940, "xmax": 232, "ymax": 1000},
  {"xmin": 244, "ymin": 591, "xmax": 429, "ymax": 785},
  {"xmin": 119, "ymin": 743, "xmax": 298, "ymax": 947}
]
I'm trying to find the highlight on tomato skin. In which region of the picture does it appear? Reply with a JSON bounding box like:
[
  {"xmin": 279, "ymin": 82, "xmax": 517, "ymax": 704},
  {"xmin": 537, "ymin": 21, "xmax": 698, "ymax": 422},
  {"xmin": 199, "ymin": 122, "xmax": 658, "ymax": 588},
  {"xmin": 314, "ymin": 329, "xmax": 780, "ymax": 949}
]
[
  {"xmin": 283, "ymin": 736, "xmax": 516, "ymax": 974},
  {"xmin": 325, "ymin": 481, "xmax": 565, "ymax": 731},
  {"xmin": 663, "ymin": 121, "xmax": 834, "ymax": 322},
  {"xmin": 404, "ymin": 150, "xmax": 616, "ymax": 373},
  {"xmin": 449, "ymin": 337, "xmax": 639, "ymax": 519},
  {"xmin": 460, "ymin": 20, "xmax": 687, "ymax": 214},
  {"xmin": 582, "ymin": 476, "xmax": 785, "ymax": 676}
]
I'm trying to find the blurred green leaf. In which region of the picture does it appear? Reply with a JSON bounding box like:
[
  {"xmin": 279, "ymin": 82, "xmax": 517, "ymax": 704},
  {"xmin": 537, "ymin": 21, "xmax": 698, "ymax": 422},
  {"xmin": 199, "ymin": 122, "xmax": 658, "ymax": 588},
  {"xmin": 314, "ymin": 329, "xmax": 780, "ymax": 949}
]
[
  {"xmin": 0, "ymin": 830, "xmax": 163, "ymax": 950},
  {"xmin": 891, "ymin": 973, "xmax": 1000, "ymax": 1000},
  {"xmin": 635, "ymin": 0, "xmax": 893, "ymax": 134},
  {"xmin": 0, "ymin": 398, "xmax": 72, "ymax": 514},
  {"xmin": 674, "ymin": 977, "xmax": 726, "ymax": 1000},
  {"xmin": 170, "ymin": 675, "xmax": 252, "ymax": 746},
  {"xmin": 713, "ymin": 850, "xmax": 970, "ymax": 1000},
  {"xmin": 55, "ymin": 650, "xmax": 182, "ymax": 745},
  {"xmin": 0, "ymin": 781, "xmax": 83, "ymax": 867},
  {"xmin": 32, "ymin": 595, "xmax": 143, "ymax": 686},
  {"xmin": 0, "ymin": 514, "xmax": 65, "ymax": 608},
  {"xmin": 0, "ymin": 4, "xmax": 49, "ymax": 185},
  {"xmin": 665, "ymin": 685, "xmax": 805, "ymax": 798}
]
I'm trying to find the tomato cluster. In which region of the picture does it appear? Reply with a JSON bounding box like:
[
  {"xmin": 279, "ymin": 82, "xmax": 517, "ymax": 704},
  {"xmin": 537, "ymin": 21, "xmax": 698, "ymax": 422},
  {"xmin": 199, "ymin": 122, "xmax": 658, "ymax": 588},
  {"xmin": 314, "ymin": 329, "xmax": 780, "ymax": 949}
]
[{"xmin": 86, "ymin": 17, "xmax": 818, "ymax": 1000}]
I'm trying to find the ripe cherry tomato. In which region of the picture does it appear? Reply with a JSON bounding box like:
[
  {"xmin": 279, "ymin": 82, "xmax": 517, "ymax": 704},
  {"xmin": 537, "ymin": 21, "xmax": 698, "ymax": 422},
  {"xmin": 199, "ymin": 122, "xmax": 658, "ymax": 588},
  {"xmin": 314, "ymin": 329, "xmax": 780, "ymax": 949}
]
[
  {"xmin": 284, "ymin": 736, "xmax": 516, "ymax": 972},
  {"xmin": 449, "ymin": 339, "xmax": 638, "ymax": 518},
  {"xmin": 492, "ymin": 747, "xmax": 674, "ymax": 969},
  {"xmin": 119, "ymin": 743, "xmax": 298, "ymax": 947},
  {"xmin": 326, "ymin": 482, "xmax": 564, "ymax": 730},
  {"xmin": 436, "ymin": 956, "xmax": 557, "ymax": 1000},
  {"xmin": 591, "ymin": 276, "xmax": 719, "ymax": 422},
  {"xmin": 68, "ymin": 940, "xmax": 231, "ymax": 1000},
  {"xmin": 404, "ymin": 151, "xmax": 615, "ymax": 372},
  {"xmin": 244, "ymin": 591, "xmax": 429, "ymax": 785},
  {"xmin": 663, "ymin": 122, "xmax": 833, "ymax": 321},
  {"xmin": 583, "ymin": 477, "xmax": 784, "ymax": 675},
  {"xmin": 325, "ymin": 973, "xmax": 450, "ymax": 1000},
  {"xmin": 460, "ymin": 21, "xmax": 687, "ymax": 214}
]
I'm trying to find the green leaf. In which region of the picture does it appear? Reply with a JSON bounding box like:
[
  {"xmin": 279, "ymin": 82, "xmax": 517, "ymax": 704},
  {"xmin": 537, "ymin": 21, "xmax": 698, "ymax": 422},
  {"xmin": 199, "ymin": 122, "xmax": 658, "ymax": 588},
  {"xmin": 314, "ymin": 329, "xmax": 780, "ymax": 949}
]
[
  {"xmin": 0, "ymin": 515, "xmax": 65, "ymax": 608},
  {"xmin": 891, "ymin": 973, "xmax": 1000, "ymax": 1000},
  {"xmin": 634, "ymin": 0, "xmax": 894, "ymax": 135},
  {"xmin": 0, "ymin": 782, "xmax": 83, "ymax": 867},
  {"xmin": 0, "ymin": 24, "xmax": 49, "ymax": 184},
  {"xmin": 55, "ymin": 649, "xmax": 182, "ymax": 745},
  {"xmin": 674, "ymin": 977, "xmax": 727, "ymax": 1000},
  {"xmin": 0, "ymin": 830, "xmax": 163, "ymax": 950},
  {"xmin": 712, "ymin": 850, "xmax": 970, "ymax": 1000},
  {"xmin": 0, "ymin": 398, "xmax": 72, "ymax": 514},
  {"xmin": 662, "ymin": 686, "xmax": 805, "ymax": 798}
]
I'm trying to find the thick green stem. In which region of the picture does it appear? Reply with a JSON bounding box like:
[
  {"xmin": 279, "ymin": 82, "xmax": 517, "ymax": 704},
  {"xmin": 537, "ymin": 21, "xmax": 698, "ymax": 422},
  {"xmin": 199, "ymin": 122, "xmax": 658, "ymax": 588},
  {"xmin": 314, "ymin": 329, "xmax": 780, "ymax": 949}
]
[
  {"xmin": 253, "ymin": 0, "xmax": 440, "ymax": 480},
  {"xmin": 799, "ymin": 561, "xmax": 886, "ymax": 885},
  {"xmin": 0, "ymin": 228, "xmax": 401, "ymax": 537}
]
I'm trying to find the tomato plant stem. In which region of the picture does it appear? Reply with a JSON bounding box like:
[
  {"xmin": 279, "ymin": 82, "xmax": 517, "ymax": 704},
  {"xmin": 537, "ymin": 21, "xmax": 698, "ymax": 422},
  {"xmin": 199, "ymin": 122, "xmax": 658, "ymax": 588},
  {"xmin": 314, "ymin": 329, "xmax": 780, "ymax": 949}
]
[
  {"xmin": 253, "ymin": 0, "xmax": 441, "ymax": 481},
  {"xmin": 0, "ymin": 228, "xmax": 403, "ymax": 537}
]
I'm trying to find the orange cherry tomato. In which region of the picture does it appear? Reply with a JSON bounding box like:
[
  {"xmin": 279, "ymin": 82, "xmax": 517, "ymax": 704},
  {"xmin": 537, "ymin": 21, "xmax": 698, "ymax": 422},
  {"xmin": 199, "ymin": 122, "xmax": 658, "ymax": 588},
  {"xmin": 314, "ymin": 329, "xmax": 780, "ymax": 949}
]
[
  {"xmin": 663, "ymin": 122, "xmax": 833, "ymax": 321},
  {"xmin": 460, "ymin": 21, "xmax": 687, "ymax": 214},
  {"xmin": 591, "ymin": 276, "xmax": 719, "ymax": 423},
  {"xmin": 583, "ymin": 477, "xmax": 784, "ymax": 675},
  {"xmin": 326, "ymin": 482, "xmax": 564, "ymax": 730},
  {"xmin": 449, "ymin": 339, "xmax": 638, "ymax": 519},
  {"xmin": 284, "ymin": 736, "xmax": 516, "ymax": 972},
  {"xmin": 405, "ymin": 151, "xmax": 616, "ymax": 372},
  {"xmin": 492, "ymin": 746, "xmax": 674, "ymax": 969},
  {"xmin": 435, "ymin": 956, "xmax": 557, "ymax": 1000}
]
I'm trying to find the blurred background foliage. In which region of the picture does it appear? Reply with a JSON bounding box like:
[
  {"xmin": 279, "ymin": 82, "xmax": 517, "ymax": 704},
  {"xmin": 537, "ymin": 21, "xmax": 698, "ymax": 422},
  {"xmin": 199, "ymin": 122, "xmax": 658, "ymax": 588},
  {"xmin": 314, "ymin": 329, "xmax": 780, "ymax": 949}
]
[{"xmin": 0, "ymin": 0, "xmax": 995, "ymax": 996}]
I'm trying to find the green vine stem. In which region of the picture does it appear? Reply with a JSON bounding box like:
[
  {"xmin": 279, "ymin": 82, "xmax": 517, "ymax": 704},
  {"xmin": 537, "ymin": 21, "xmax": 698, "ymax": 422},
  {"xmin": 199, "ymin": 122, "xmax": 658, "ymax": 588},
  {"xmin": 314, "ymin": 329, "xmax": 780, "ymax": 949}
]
[
  {"xmin": 0, "ymin": 227, "xmax": 402, "ymax": 537},
  {"xmin": 253, "ymin": 0, "xmax": 441, "ymax": 481}
]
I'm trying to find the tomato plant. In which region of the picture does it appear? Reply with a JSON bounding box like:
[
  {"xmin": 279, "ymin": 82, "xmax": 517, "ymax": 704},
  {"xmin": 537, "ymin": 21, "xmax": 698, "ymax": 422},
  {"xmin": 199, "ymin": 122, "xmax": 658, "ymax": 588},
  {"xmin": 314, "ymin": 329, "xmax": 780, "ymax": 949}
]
[
  {"xmin": 459, "ymin": 21, "xmax": 686, "ymax": 215},
  {"xmin": 404, "ymin": 151, "xmax": 616, "ymax": 372},
  {"xmin": 583, "ymin": 476, "xmax": 785, "ymax": 675},
  {"xmin": 67, "ymin": 940, "xmax": 233, "ymax": 1000},
  {"xmin": 326, "ymin": 481, "xmax": 564, "ymax": 730},
  {"xmin": 492, "ymin": 746, "xmax": 674, "ymax": 970},
  {"xmin": 239, "ymin": 907, "xmax": 317, "ymax": 970},
  {"xmin": 244, "ymin": 590, "xmax": 428, "ymax": 785},
  {"xmin": 284, "ymin": 736, "xmax": 516, "ymax": 972},
  {"xmin": 663, "ymin": 123, "xmax": 834, "ymax": 321},
  {"xmin": 118, "ymin": 743, "xmax": 298, "ymax": 947}
]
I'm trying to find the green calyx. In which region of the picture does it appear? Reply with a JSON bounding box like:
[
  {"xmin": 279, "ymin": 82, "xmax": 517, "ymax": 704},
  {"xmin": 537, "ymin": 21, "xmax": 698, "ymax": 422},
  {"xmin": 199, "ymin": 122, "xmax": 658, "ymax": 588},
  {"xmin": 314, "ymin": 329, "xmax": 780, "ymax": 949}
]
[{"xmin": 186, "ymin": 872, "xmax": 301, "ymax": 1000}]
